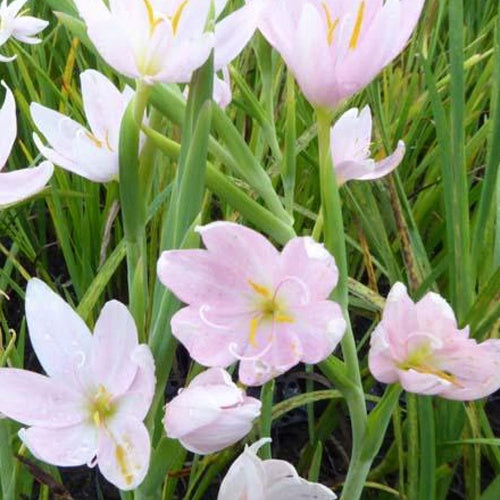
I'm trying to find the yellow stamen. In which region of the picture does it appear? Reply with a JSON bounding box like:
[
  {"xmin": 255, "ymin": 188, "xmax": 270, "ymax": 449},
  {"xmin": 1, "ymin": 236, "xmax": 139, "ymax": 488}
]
[
  {"xmin": 274, "ymin": 313, "xmax": 294, "ymax": 323},
  {"xmin": 171, "ymin": 0, "xmax": 189, "ymax": 36},
  {"xmin": 410, "ymin": 364, "xmax": 463, "ymax": 387},
  {"xmin": 115, "ymin": 445, "xmax": 134, "ymax": 486},
  {"xmin": 85, "ymin": 131, "xmax": 104, "ymax": 149},
  {"xmin": 248, "ymin": 280, "xmax": 272, "ymax": 298},
  {"xmin": 322, "ymin": 3, "xmax": 339, "ymax": 45},
  {"xmin": 249, "ymin": 317, "xmax": 259, "ymax": 348},
  {"xmin": 93, "ymin": 411, "xmax": 101, "ymax": 427},
  {"xmin": 349, "ymin": 1, "xmax": 365, "ymax": 50},
  {"xmin": 143, "ymin": 0, "xmax": 162, "ymax": 34}
]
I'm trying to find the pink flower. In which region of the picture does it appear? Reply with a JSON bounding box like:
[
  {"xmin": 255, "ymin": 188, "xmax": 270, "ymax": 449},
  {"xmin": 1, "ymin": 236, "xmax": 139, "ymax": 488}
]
[
  {"xmin": 0, "ymin": 0, "xmax": 48, "ymax": 62},
  {"xmin": 73, "ymin": 0, "xmax": 261, "ymax": 84},
  {"xmin": 218, "ymin": 438, "xmax": 336, "ymax": 499},
  {"xmin": 0, "ymin": 81, "xmax": 53, "ymax": 208},
  {"xmin": 368, "ymin": 282, "xmax": 500, "ymax": 401},
  {"xmin": 31, "ymin": 70, "xmax": 135, "ymax": 183},
  {"xmin": 157, "ymin": 222, "xmax": 346, "ymax": 386},
  {"xmin": 331, "ymin": 106, "xmax": 405, "ymax": 185},
  {"xmin": 0, "ymin": 279, "xmax": 156, "ymax": 490},
  {"xmin": 258, "ymin": 0, "xmax": 424, "ymax": 108},
  {"xmin": 163, "ymin": 367, "xmax": 261, "ymax": 454}
]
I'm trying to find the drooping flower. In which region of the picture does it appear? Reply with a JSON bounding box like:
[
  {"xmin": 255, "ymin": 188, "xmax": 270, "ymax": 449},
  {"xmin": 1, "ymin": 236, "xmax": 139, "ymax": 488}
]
[
  {"xmin": 0, "ymin": 0, "xmax": 49, "ymax": 62},
  {"xmin": 368, "ymin": 282, "xmax": 500, "ymax": 401},
  {"xmin": 258, "ymin": 0, "xmax": 425, "ymax": 109},
  {"xmin": 73, "ymin": 0, "xmax": 261, "ymax": 85},
  {"xmin": 218, "ymin": 438, "xmax": 337, "ymax": 499},
  {"xmin": 0, "ymin": 81, "xmax": 53, "ymax": 207},
  {"xmin": 31, "ymin": 70, "xmax": 135, "ymax": 183},
  {"xmin": 157, "ymin": 222, "xmax": 346, "ymax": 386},
  {"xmin": 331, "ymin": 106, "xmax": 405, "ymax": 185},
  {"xmin": 163, "ymin": 367, "xmax": 261, "ymax": 454},
  {"xmin": 0, "ymin": 279, "xmax": 156, "ymax": 490}
]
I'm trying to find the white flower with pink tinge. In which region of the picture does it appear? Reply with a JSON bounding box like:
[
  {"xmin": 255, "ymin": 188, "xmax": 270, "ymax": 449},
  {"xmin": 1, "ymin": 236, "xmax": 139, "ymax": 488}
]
[
  {"xmin": 0, "ymin": 0, "xmax": 48, "ymax": 62},
  {"xmin": 73, "ymin": 0, "xmax": 262, "ymax": 85},
  {"xmin": 31, "ymin": 70, "xmax": 135, "ymax": 183},
  {"xmin": 331, "ymin": 106, "xmax": 405, "ymax": 185},
  {"xmin": 369, "ymin": 282, "xmax": 500, "ymax": 401},
  {"xmin": 258, "ymin": 0, "xmax": 425, "ymax": 109},
  {"xmin": 0, "ymin": 279, "xmax": 156, "ymax": 490},
  {"xmin": 164, "ymin": 367, "xmax": 261, "ymax": 454},
  {"xmin": 157, "ymin": 222, "xmax": 346, "ymax": 386},
  {"xmin": 0, "ymin": 81, "xmax": 53, "ymax": 208},
  {"xmin": 218, "ymin": 438, "xmax": 336, "ymax": 499}
]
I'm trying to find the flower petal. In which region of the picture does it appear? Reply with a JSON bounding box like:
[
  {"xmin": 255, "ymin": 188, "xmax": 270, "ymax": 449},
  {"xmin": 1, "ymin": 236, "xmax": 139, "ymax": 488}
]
[
  {"xmin": 196, "ymin": 221, "xmax": 280, "ymax": 288},
  {"xmin": 26, "ymin": 278, "xmax": 93, "ymax": 382},
  {"xmin": 0, "ymin": 81, "xmax": 16, "ymax": 169},
  {"xmin": 97, "ymin": 416, "xmax": 151, "ymax": 491},
  {"xmin": 214, "ymin": 0, "xmax": 261, "ymax": 69},
  {"xmin": 0, "ymin": 161, "xmax": 53, "ymax": 208},
  {"xmin": 19, "ymin": 423, "xmax": 97, "ymax": 467},
  {"xmin": 90, "ymin": 300, "xmax": 139, "ymax": 396},
  {"xmin": 280, "ymin": 237, "xmax": 339, "ymax": 302},
  {"xmin": 293, "ymin": 300, "xmax": 346, "ymax": 364},
  {"xmin": 217, "ymin": 439, "xmax": 268, "ymax": 500},
  {"xmin": 115, "ymin": 345, "xmax": 156, "ymax": 421},
  {"xmin": 80, "ymin": 69, "xmax": 128, "ymax": 148},
  {"xmin": 357, "ymin": 141, "xmax": 405, "ymax": 181},
  {"xmin": 170, "ymin": 306, "xmax": 248, "ymax": 367},
  {"xmin": 157, "ymin": 249, "xmax": 251, "ymax": 309},
  {"xmin": 0, "ymin": 368, "xmax": 85, "ymax": 427}
]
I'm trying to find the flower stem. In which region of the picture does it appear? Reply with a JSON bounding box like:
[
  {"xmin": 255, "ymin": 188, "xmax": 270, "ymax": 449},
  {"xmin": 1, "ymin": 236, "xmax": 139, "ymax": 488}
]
[{"xmin": 315, "ymin": 107, "xmax": 368, "ymax": 499}]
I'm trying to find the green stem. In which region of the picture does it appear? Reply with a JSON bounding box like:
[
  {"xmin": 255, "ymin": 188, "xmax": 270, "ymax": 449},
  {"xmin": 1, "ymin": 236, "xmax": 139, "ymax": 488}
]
[
  {"xmin": 316, "ymin": 107, "xmax": 368, "ymax": 499},
  {"xmin": 119, "ymin": 81, "xmax": 151, "ymax": 336}
]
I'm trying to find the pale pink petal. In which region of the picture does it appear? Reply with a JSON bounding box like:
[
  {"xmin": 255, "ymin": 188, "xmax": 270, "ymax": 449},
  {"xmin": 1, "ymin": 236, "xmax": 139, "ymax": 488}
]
[
  {"xmin": 0, "ymin": 81, "xmax": 16, "ymax": 169},
  {"xmin": 11, "ymin": 16, "xmax": 48, "ymax": 41},
  {"xmin": 19, "ymin": 423, "xmax": 97, "ymax": 467},
  {"xmin": 397, "ymin": 369, "xmax": 450, "ymax": 396},
  {"xmin": 157, "ymin": 249, "xmax": 251, "ymax": 309},
  {"xmin": 31, "ymin": 102, "xmax": 118, "ymax": 182},
  {"xmin": 188, "ymin": 367, "xmax": 234, "ymax": 388},
  {"xmin": 0, "ymin": 161, "xmax": 53, "ymax": 207},
  {"xmin": 174, "ymin": 0, "xmax": 211, "ymax": 38},
  {"xmin": 214, "ymin": 0, "xmax": 261, "ymax": 70},
  {"xmin": 115, "ymin": 345, "xmax": 156, "ymax": 421},
  {"xmin": 330, "ymin": 107, "xmax": 372, "ymax": 166},
  {"xmin": 25, "ymin": 278, "xmax": 92, "ymax": 382},
  {"xmin": 267, "ymin": 476, "xmax": 336, "ymax": 499},
  {"xmin": 355, "ymin": 141, "xmax": 405, "ymax": 181},
  {"xmin": 155, "ymin": 33, "xmax": 213, "ymax": 83},
  {"xmin": 196, "ymin": 222, "xmax": 280, "ymax": 288},
  {"xmin": 170, "ymin": 306, "xmax": 245, "ymax": 367},
  {"xmin": 179, "ymin": 406, "xmax": 260, "ymax": 455},
  {"xmin": 217, "ymin": 439, "xmax": 268, "ymax": 500},
  {"xmin": 0, "ymin": 368, "xmax": 85, "ymax": 427},
  {"xmin": 90, "ymin": 300, "xmax": 139, "ymax": 396},
  {"xmin": 80, "ymin": 69, "xmax": 126, "ymax": 147},
  {"xmin": 213, "ymin": 68, "xmax": 232, "ymax": 110},
  {"xmin": 414, "ymin": 290, "xmax": 458, "ymax": 338},
  {"xmin": 368, "ymin": 325, "xmax": 400, "ymax": 384},
  {"xmin": 163, "ymin": 386, "xmax": 222, "ymax": 439},
  {"xmin": 85, "ymin": 18, "xmax": 139, "ymax": 79},
  {"xmin": 292, "ymin": 3, "xmax": 337, "ymax": 107},
  {"xmin": 280, "ymin": 237, "xmax": 338, "ymax": 302},
  {"xmin": 265, "ymin": 458, "xmax": 336, "ymax": 498},
  {"xmin": 97, "ymin": 416, "xmax": 150, "ymax": 491},
  {"xmin": 292, "ymin": 301, "xmax": 346, "ymax": 364}
]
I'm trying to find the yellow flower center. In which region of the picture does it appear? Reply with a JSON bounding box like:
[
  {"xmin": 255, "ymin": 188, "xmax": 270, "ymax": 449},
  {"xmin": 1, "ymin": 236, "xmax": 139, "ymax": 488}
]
[
  {"xmin": 397, "ymin": 342, "xmax": 462, "ymax": 387},
  {"xmin": 89, "ymin": 385, "xmax": 116, "ymax": 427},
  {"xmin": 248, "ymin": 280, "xmax": 294, "ymax": 348}
]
